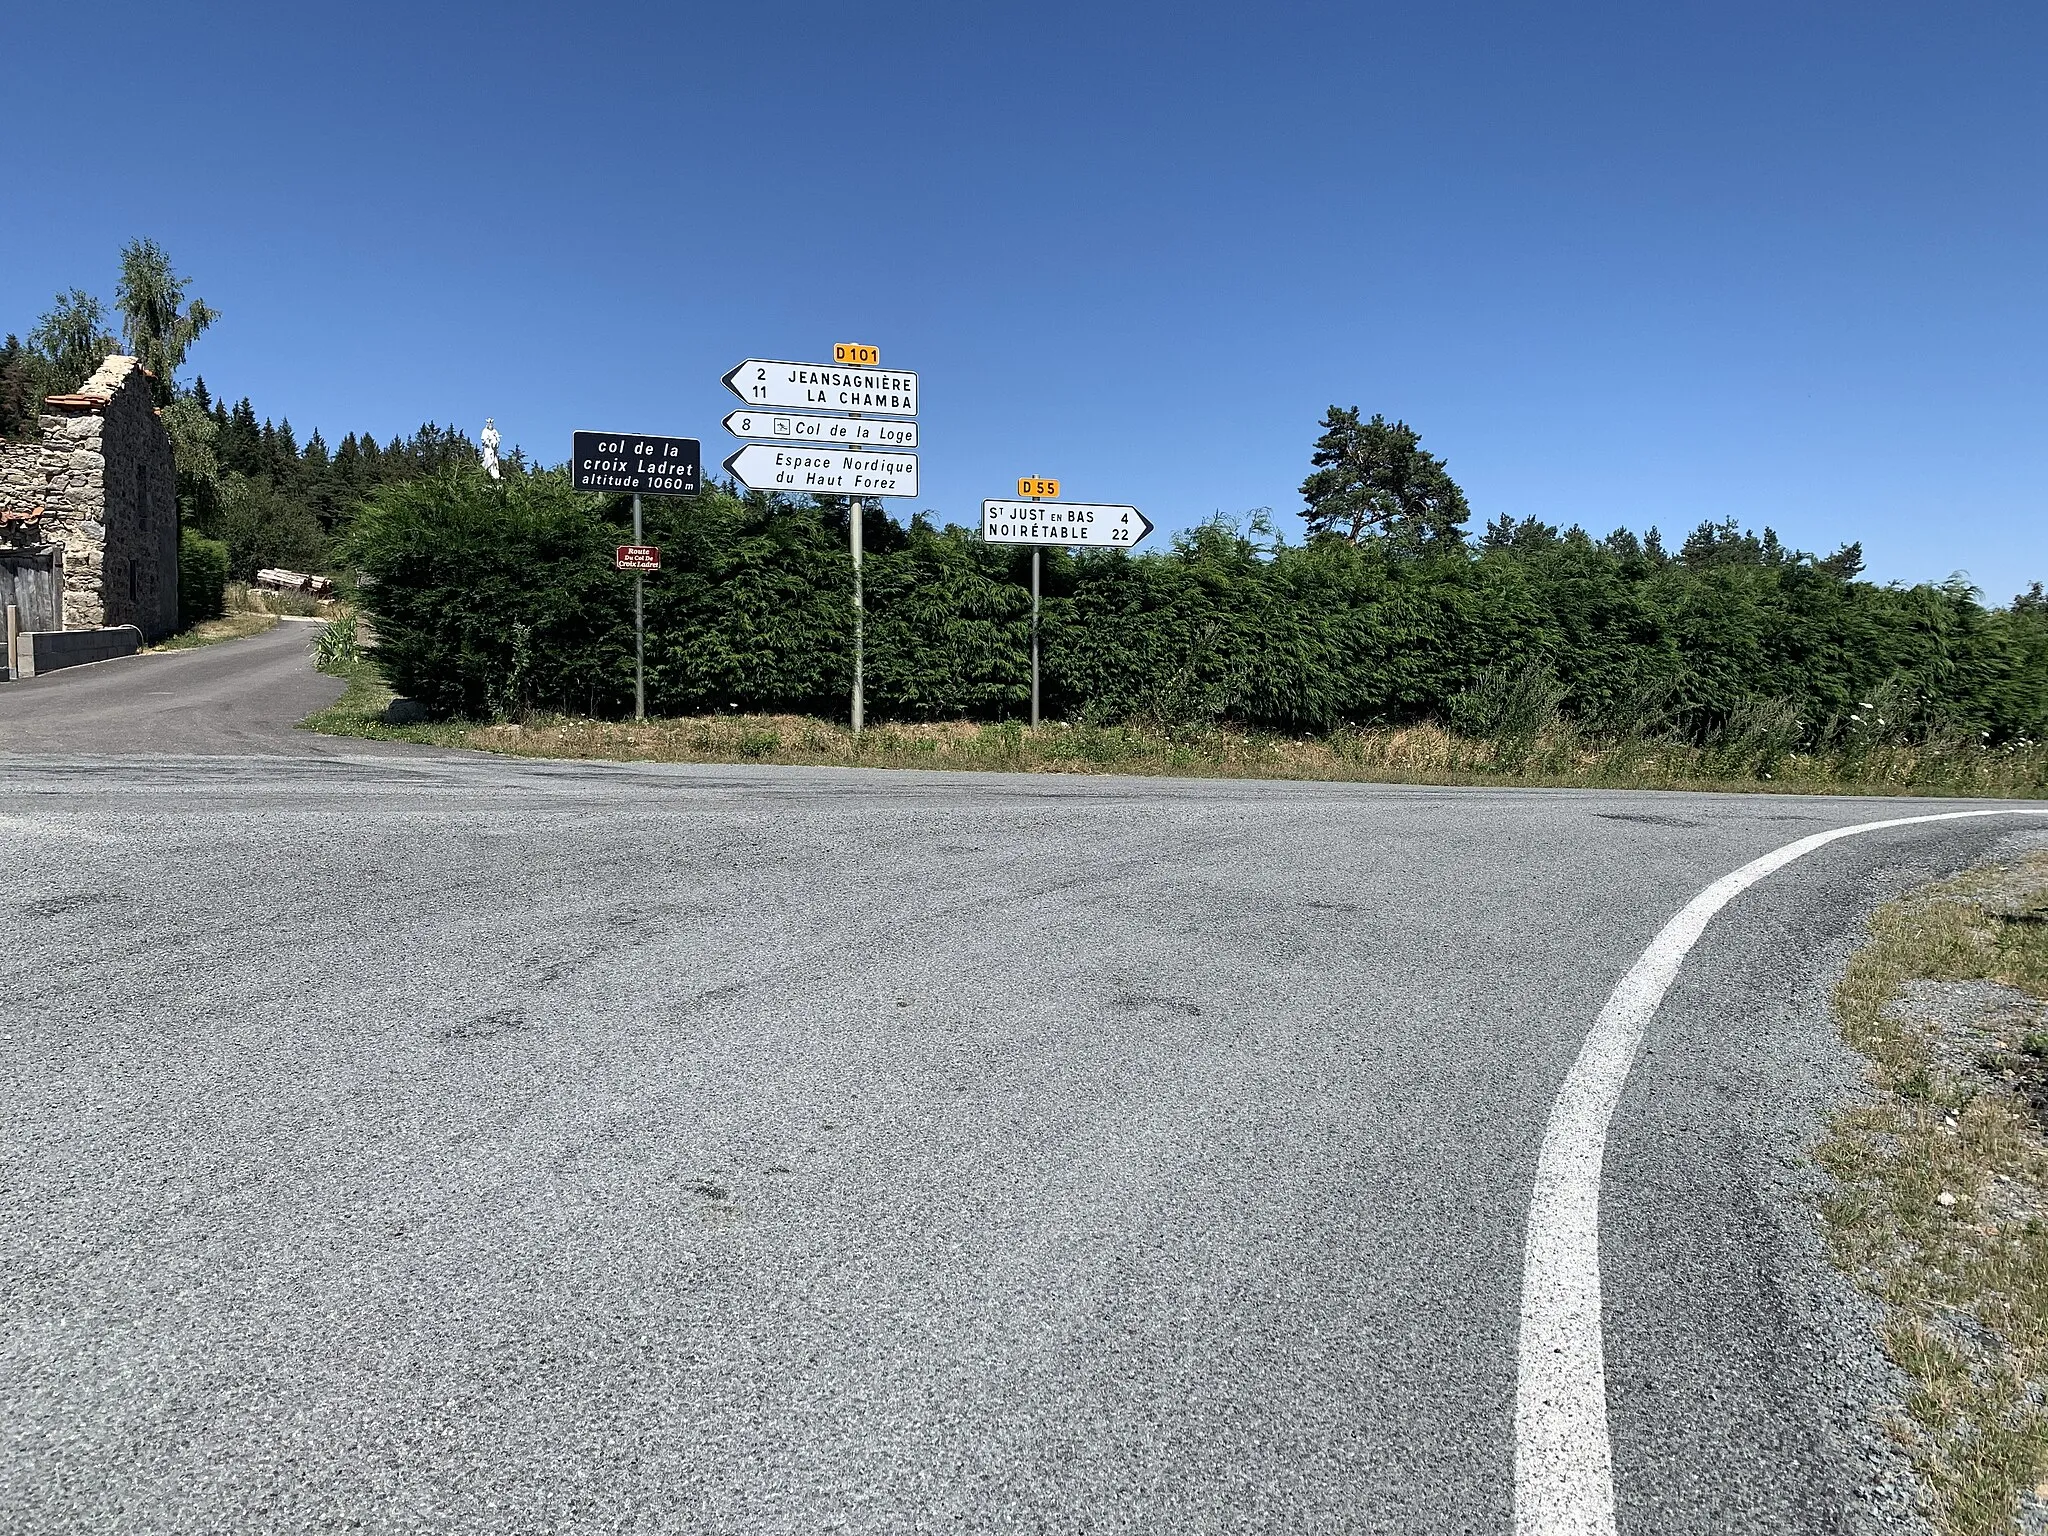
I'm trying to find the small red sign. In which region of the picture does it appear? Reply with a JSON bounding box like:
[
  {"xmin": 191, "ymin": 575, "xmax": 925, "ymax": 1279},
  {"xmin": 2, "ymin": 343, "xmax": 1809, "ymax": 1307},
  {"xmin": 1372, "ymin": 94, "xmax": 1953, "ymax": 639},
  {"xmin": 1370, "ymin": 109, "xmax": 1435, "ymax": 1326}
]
[{"xmin": 615, "ymin": 544, "xmax": 661, "ymax": 572}]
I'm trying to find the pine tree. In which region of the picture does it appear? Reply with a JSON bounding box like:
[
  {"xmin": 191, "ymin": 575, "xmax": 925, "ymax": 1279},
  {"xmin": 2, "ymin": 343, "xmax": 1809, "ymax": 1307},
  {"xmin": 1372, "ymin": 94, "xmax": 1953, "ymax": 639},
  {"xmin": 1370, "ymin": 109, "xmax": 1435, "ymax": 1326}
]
[
  {"xmin": 0, "ymin": 334, "xmax": 32, "ymax": 439},
  {"xmin": 1816, "ymin": 542, "xmax": 1865, "ymax": 579},
  {"xmin": 1299, "ymin": 407, "xmax": 1470, "ymax": 549},
  {"xmin": 219, "ymin": 398, "xmax": 260, "ymax": 477},
  {"xmin": 1600, "ymin": 528, "xmax": 1642, "ymax": 560}
]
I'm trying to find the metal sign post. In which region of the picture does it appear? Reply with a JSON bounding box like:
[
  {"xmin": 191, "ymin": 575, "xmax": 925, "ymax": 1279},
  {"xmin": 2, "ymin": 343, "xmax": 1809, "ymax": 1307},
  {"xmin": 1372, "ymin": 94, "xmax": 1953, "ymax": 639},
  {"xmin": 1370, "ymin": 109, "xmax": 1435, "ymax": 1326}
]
[
  {"xmin": 984, "ymin": 481, "xmax": 1151, "ymax": 730},
  {"xmin": 1015, "ymin": 478, "xmax": 1060, "ymax": 728},
  {"xmin": 851, "ymin": 496, "xmax": 865, "ymax": 734},
  {"xmin": 632, "ymin": 494, "xmax": 645, "ymax": 722},
  {"xmin": 573, "ymin": 430, "xmax": 701, "ymax": 726},
  {"xmin": 723, "ymin": 344, "xmax": 914, "ymax": 737}
]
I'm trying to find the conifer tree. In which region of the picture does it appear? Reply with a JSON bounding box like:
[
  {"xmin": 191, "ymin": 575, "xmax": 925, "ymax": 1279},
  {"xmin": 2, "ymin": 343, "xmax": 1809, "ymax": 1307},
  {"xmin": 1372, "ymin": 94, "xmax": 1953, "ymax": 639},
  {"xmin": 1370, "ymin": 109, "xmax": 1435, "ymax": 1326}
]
[
  {"xmin": 0, "ymin": 334, "xmax": 33, "ymax": 438},
  {"xmin": 1299, "ymin": 407, "xmax": 1470, "ymax": 549},
  {"xmin": 220, "ymin": 399, "xmax": 260, "ymax": 477}
]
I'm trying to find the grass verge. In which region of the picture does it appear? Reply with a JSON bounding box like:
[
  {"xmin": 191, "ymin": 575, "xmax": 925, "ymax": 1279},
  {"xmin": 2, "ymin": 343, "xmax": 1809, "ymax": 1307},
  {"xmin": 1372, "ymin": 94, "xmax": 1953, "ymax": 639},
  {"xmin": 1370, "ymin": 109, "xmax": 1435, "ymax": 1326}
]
[
  {"xmin": 300, "ymin": 655, "xmax": 472, "ymax": 748},
  {"xmin": 1817, "ymin": 852, "xmax": 2048, "ymax": 1534},
  {"xmin": 146, "ymin": 610, "xmax": 280, "ymax": 652},
  {"xmin": 299, "ymin": 668, "xmax": 2048, "ymax": 797}
]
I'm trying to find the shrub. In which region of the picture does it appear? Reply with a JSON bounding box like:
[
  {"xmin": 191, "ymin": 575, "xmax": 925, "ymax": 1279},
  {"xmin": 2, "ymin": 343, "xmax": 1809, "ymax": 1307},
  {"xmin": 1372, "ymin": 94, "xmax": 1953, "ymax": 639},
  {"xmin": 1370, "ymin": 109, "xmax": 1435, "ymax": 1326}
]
[
  {"xmin": 313, "ymin": 617, "xmax": 360, "ymax": 673},
  {"xmin": 343, "ymin": 471, "xmax": 2048, "ymax": 754},
  {"xmin": 177, "ymin": 529, "xmax": 228, "ymax": 628},
  {"xmin": 214, "ymin": 473, "xmax": 326, "ymax": 582}
]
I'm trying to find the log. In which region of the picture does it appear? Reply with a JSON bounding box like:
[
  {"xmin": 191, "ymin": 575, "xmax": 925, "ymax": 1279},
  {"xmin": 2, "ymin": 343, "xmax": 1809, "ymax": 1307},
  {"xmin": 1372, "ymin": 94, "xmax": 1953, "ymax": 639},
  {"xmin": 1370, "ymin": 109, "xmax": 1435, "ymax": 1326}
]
[{"xmin": 254, "ymin": 568, "xmax": 335, "ymax": 597}]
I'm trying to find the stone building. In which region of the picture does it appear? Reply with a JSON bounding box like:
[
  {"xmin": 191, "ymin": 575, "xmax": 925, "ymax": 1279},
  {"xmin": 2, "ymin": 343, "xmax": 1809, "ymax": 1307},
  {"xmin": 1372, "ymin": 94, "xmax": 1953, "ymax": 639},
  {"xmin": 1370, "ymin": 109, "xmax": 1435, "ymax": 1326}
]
[{"xmin": 0, "ymin": 355, "xmax": 179, "ymax": 640}]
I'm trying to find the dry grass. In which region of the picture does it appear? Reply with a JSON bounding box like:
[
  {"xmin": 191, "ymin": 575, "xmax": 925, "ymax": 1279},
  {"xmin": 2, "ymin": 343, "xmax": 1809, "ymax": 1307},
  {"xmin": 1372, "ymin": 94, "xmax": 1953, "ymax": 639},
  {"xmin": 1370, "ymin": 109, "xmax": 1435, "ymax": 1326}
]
[
  {"xmin": 147, "ymin": 609, "xmax": 279, "ymax": 652},
  {"xmin": 299, "ymin": 673, "xmax": 2048, "ymax": 798},
  {"xmin": 228, "ymin": 580, "xmax": 349, "ymax": 621},
  {"xmin": 1817, "ymin": 853, "xmax": 2048, "ymax": 1534}
]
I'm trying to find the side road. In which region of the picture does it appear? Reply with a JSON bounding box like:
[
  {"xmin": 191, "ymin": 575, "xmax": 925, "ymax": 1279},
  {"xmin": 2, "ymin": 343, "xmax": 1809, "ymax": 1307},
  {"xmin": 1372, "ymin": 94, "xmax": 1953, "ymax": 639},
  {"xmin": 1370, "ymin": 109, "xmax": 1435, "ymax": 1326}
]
[{"xmin": 0, "ymin": 621, "xmax": 420, "ymax": 757}]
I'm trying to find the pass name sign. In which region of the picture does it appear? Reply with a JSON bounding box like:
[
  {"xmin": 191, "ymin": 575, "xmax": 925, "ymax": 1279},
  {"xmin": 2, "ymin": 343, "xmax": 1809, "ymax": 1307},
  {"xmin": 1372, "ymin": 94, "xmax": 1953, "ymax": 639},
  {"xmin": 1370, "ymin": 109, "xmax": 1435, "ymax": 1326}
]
[
  {"xmin": 572, "ymin": 432, "xmax": 701, "ymax": 496},
  {"xmin": 616, "ymin": 545, "xmax": 660, "ymax": 572}
]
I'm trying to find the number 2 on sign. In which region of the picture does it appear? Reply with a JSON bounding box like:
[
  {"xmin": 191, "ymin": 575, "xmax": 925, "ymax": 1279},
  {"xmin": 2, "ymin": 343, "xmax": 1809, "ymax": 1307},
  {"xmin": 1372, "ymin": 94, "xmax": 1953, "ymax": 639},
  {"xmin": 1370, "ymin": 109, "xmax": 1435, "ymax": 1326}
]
[
  {"xmin": 1018, "ymin": 477, "xmax": 1060, "ymax": 499},
  {"xmin": 834, "ymin": 343, "xmax": 879, "ymax": 366}
]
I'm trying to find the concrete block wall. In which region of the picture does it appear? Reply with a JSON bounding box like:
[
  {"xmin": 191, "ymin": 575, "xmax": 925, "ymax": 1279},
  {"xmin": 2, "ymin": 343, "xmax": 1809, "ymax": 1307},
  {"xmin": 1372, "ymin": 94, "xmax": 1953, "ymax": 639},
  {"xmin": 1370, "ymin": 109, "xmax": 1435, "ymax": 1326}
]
[{"xmin": 16, "ymin": 624, "xmax": 141, "ymax": 678}]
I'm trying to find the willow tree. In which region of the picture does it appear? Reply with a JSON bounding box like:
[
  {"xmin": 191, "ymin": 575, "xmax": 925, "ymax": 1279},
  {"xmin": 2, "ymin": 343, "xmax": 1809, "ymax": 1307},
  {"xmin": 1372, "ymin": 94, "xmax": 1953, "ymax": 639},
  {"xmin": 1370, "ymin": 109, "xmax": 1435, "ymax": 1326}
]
[
  {"xmin": 25, "ymin": 289, "xmax": 118, "ymax": 399},
  {"xmin": 115, "ymin": 238, "xmax": 218, "ymax": 407}
]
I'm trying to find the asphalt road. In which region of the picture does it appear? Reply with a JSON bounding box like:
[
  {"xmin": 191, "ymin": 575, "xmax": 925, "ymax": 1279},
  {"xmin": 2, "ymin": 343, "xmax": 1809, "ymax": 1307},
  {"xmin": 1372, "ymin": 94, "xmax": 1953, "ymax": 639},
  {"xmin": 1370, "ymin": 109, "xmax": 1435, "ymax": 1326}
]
[
  {"xmin": 0, "ymin": 620, "xmax": 379, "ymax": 757},
  {"xmin": 3, "ymin": 634, "xmax": 2039, "ymax": 1533}
]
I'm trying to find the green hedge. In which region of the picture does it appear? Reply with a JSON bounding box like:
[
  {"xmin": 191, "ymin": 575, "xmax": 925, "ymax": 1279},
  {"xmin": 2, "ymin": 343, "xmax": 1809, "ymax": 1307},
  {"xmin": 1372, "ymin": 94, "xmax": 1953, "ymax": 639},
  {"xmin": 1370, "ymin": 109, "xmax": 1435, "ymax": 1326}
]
[
  {"xmin": 177, "ymin": 528, "xmax": 229, "ymax": 628},
  {"xmin": 345, "ymin": 469, "xmax": 2048, "ymax": 743}
]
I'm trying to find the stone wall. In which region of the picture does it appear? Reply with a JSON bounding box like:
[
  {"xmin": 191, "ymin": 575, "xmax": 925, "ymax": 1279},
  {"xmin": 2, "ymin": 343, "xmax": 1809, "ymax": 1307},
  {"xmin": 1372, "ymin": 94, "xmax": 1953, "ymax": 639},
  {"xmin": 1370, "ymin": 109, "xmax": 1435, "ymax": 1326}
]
[
  {"xmin": 0, "ymin": 356, "xmax": 179, "ymax": 640},
  {"xmin": 0, "ymin": 439, "xmax": 40, "ymax": 519}
]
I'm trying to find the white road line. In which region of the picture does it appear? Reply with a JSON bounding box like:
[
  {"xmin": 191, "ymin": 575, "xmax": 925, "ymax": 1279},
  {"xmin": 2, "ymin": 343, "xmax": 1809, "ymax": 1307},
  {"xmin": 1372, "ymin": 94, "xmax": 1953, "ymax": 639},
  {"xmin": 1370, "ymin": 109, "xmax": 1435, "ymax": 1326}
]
[{"xmin": 1514, "ymin": 807, "xmax": 2048, "ymax": 1536}]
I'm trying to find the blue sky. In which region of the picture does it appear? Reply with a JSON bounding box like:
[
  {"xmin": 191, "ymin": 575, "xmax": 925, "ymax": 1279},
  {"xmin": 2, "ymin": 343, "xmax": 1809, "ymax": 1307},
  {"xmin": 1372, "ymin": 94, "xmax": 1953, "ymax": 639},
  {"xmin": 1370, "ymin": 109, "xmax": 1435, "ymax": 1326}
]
[{"xmin": 4, "ymin": 1, "xmax": 2043, "ymax": 599}]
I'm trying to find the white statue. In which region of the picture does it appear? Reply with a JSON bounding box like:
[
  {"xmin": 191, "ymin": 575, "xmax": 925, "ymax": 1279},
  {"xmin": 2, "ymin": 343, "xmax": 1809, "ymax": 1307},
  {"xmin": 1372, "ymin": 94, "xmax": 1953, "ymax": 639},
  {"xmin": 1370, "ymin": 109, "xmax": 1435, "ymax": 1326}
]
[{"xmin": 480, "ymin": 418, "xmax": 502, "ymax": 480}]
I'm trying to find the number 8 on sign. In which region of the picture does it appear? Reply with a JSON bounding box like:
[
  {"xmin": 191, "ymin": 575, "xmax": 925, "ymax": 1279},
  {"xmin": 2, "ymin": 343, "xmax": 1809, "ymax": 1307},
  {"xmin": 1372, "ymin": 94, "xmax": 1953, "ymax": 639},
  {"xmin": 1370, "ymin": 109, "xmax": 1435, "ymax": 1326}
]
[{"xmin": 1018, "ymin": 477, "xmax": 1060, "ymax": 499}]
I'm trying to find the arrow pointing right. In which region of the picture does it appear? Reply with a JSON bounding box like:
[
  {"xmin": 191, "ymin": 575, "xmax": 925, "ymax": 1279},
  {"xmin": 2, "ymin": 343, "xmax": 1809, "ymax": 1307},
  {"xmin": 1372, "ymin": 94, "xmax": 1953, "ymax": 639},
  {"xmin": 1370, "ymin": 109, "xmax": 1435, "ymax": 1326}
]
[{"xmin": 980, "ymin": 501, "xmax": 1152, "ymax": 549}]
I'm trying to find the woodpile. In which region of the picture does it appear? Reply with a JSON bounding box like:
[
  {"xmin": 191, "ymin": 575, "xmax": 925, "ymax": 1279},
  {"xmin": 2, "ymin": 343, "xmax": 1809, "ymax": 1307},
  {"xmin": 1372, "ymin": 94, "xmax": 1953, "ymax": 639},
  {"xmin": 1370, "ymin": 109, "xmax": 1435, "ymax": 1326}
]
[{"xmin": 255, "ymin": 568, "xmax": 334, "ymax": 597}]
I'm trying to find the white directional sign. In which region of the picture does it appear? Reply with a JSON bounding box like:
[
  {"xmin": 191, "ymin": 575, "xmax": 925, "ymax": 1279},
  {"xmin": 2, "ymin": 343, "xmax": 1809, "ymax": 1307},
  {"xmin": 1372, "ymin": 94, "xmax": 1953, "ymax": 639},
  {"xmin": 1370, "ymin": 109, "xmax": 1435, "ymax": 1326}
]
[
  {"xmin": 723, "ymin": 409, "xmax": 917, "ymax": 449},
  {"xmin": 982, "ymin": 500, "xmax": 1153, "ymax": 548},
  {"xmin": 723, "ymin": 360, "xmax": 918, "ymax": 417},
  {"xmin": 726, "ymin": 444, "xmax": 919, "ymax": 498}
]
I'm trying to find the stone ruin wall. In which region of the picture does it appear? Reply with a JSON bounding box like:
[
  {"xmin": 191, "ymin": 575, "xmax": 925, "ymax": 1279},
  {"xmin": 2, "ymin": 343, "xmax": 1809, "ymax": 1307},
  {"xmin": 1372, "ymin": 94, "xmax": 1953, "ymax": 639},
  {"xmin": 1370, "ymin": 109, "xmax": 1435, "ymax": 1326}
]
[
  {"xmin": 0, "ymin": 439, "xmax": 40, "ymax": 516},
  {"xmin": 0, "ymin": 356, "xmax": 179, "ymax": 639}
]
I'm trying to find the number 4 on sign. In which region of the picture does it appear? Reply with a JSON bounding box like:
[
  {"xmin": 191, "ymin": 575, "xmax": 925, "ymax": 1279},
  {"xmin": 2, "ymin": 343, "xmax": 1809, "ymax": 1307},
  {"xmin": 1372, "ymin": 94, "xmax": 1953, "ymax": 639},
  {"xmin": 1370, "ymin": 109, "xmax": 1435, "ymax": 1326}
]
[{"xmin": 1018, "ymin": 477, "xmax": 1060, "ymax": 499}]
